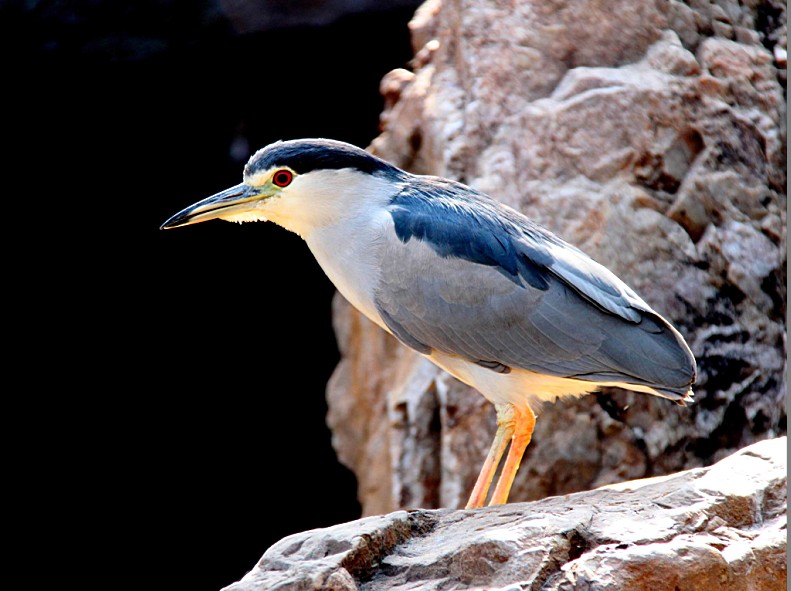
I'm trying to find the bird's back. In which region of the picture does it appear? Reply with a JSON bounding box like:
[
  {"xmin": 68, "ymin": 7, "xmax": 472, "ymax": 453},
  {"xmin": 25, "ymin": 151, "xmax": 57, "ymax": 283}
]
[{"xmin": 372, "ymin": 175, "xmax": 696, "ymax": 403}]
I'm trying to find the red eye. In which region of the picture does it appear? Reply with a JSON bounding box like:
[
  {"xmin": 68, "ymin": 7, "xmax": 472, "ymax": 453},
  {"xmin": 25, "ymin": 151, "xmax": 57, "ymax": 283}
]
[{"xmin": 272, "ymin": 169, "xmax": 294, "ymax": 187}]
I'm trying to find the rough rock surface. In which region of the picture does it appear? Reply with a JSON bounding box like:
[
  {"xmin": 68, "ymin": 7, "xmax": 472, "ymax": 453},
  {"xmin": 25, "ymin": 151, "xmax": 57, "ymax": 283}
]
[
  {"xmin": 327, "ymin": 0, "xmax": 787, "ymax": 515},
  {"xmin": 225, "ymin": 437, "xmax": 786, "ymax": 591}
]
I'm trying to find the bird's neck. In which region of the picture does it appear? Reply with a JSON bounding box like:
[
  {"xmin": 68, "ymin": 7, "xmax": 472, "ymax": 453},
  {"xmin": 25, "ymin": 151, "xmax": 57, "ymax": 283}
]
[{"xmin": 304, "ymin": 206, "xmax": 393, "ymax": 326}]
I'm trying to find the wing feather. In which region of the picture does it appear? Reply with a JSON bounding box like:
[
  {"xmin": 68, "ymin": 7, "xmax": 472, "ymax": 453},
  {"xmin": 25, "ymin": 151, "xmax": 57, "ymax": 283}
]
[{"xmin": 377, "ymin": 178, "xmax": 696, "ymax": 393}]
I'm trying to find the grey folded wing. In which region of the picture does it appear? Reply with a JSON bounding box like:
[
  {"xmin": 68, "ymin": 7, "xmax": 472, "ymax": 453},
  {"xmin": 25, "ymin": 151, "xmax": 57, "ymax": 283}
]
[{"xmin": 377, "ymin": 182, "xmax": 696, "ymax": 395}]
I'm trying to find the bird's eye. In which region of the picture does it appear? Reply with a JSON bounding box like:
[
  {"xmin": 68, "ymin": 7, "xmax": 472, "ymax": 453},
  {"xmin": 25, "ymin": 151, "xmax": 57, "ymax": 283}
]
[{"xmin": 272, "ymin": 169, "xmax": 294, "ymax": 187}]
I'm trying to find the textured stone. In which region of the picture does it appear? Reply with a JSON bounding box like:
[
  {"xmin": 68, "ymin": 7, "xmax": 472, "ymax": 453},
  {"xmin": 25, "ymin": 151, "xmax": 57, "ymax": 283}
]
[
  {"xmin": 224, "ymin": 437, "xmax": 786, "ymax": 591},
  {"xmin": 330, "ymin": 0, "xmax": 786, "ymax": 515}
]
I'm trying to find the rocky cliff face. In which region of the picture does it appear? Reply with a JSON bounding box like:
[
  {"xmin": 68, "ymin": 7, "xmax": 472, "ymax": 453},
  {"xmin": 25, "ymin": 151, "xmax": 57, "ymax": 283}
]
[
  {"xmin": 225, "ymin": 437, "xmax": 786, "ymax": 591},
  {"xmin": 327, "ymin": 0, "xmax": 787, "ymax": 515}
]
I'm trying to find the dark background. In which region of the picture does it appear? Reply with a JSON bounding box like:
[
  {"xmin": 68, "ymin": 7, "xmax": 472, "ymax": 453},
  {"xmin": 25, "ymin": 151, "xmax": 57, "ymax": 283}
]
[{"xmin": 5, "ymin": 2, "xmax": 419, "ymax": 589}]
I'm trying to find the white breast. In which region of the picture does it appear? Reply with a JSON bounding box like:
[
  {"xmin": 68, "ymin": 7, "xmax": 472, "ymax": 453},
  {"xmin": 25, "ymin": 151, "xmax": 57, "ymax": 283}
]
[
  {"xmin": 307, "ymin": 217, "xmax": 391, "ymax": 326},
  {"xmin": 300, "ymin": 171, "xmax": 396, "ymax": 328}
]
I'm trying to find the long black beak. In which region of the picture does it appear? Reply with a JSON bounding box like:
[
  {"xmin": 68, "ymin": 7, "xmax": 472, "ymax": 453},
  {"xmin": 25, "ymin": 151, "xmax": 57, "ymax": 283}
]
[{"xmin": 160, "ymin": 183, "xmax": 262, "ymax": 229}]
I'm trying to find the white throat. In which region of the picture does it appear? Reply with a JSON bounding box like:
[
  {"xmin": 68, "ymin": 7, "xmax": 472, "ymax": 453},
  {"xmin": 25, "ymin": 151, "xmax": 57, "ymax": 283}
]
[{"xmin": 287, "ymin": 169, "xmax": 397, "ymax": 324}]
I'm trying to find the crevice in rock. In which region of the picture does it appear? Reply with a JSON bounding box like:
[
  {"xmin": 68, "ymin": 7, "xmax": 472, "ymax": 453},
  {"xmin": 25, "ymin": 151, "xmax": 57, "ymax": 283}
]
[
  {"xmin": 692, "ymin": 396, "xmax": 749, "ymax": 462},
  {"xmin": 595, "ymin": 391, "xmax": 629, "ymax": 423},
  {"xmin": 632, "ymin": 424, "xmax": 656, "ymax": 478},
  {"xmin": 760, "ymin": 270, "xmax": 786, "ymax": 321},
  {"xmin": 634, "ymin": 128, "xmax": 705, "ymax": 198},
  {"xmin": 340, "ymin": 509, "xmax": 440, "ymax": 584},
  {"xmin": 523, "ymin": 528, "xmax": 595, "ymax": 591},
  {"xmin": 564, "ymin": 528, "xmax": 590, "ymax": 561},
  {"xmin": 756, "ymin": 0, "xmax": 785, "ymax": 53}
]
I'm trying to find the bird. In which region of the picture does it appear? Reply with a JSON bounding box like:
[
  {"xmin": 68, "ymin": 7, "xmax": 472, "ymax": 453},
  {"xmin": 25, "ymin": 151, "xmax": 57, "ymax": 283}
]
[{"xmin": 161, "ymin": 138, "xmax": 697, "ymax": 509}]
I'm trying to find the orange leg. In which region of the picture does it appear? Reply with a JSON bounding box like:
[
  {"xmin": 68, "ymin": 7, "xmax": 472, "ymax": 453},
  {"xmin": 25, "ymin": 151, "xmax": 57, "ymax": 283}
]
[
  {"xmin": 488, "ymin": 404, "xmax": 536, "ymax": 506},
  {"xmin": 465, "ymin": 404, "xmax": 515, "ymax": 509}
]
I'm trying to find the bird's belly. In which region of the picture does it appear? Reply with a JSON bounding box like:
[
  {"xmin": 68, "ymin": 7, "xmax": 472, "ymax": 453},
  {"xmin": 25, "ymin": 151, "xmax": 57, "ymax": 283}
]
[{"xmin": 428, "ymin": 350, "xmax": 599, "ymax": 408}]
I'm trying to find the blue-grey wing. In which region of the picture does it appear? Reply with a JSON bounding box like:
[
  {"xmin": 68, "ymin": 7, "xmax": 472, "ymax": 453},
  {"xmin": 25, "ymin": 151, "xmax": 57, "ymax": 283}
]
[{"xmin": 375, "ymin": 179, "xmax": 695, "ymax": 393}]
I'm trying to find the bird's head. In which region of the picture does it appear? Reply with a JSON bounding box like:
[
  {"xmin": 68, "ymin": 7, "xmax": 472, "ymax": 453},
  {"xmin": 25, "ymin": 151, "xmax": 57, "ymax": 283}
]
[{"xmin": 161, "ymin": 138, "xmax": 404, "ymax": 238}]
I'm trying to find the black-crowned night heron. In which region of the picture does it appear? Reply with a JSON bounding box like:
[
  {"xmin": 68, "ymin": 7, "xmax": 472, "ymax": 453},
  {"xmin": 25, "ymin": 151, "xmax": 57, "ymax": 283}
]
[{"xmin": 162, "ymin": 138, "xmax": 696, "ymax": 509}]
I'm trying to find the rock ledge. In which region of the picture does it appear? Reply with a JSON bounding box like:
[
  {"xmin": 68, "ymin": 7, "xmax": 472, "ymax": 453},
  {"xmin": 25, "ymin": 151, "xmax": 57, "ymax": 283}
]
[{"xmin": 225, "ymin": 437, "xmax": 786, "ymax": 591}]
